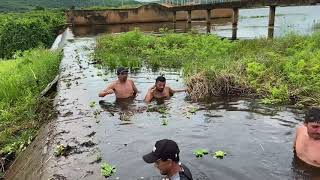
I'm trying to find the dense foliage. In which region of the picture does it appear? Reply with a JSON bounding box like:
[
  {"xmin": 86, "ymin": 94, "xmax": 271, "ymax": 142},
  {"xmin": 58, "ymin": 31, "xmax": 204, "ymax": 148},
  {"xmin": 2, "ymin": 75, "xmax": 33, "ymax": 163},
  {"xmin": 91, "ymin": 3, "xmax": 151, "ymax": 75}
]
[
  {"xmin": 0, "ymin": 10, "xmax": 65, "ymax": 59},
  {"xmin": 95, "ymin": 29, "xmax": 320, "ymax": 105},
  {"xmin": 0, "ymin": 0, "xmax": 140, "ymax": 12},
  {"xmin": 0, "ymin": 49, "xmax": 61, "ymax": 169}
]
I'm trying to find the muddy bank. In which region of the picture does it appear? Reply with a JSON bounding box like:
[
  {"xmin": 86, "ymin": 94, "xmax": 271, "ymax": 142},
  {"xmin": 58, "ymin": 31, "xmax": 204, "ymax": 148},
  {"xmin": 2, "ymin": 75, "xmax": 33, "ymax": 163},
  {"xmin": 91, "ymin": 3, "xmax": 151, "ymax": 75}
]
[{"xmin": 4, "ymin": 35, "xmax": 103, "ymax": 180}]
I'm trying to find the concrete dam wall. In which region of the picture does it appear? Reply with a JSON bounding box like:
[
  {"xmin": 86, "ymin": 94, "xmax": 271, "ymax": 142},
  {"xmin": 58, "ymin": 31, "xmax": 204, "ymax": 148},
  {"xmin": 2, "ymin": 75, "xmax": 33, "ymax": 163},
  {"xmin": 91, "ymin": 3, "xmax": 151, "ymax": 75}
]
[{"xmin": 67, "ymin": 3, "xmax": 233, "ymax": 25}]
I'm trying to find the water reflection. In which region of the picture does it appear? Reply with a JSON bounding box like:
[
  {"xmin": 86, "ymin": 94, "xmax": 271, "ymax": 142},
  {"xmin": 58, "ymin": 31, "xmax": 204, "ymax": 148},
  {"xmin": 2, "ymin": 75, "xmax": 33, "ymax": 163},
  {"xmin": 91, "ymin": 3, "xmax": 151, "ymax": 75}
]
[{"xmin": 73, "ymin": 5, "xmax": 320, "ymax": 39}]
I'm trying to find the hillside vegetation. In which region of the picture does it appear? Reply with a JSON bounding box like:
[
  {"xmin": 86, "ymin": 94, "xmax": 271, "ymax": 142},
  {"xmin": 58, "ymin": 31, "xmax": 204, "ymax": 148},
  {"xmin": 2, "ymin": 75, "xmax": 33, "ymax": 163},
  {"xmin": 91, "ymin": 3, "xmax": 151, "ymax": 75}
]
[
  {"xmin": 0, "ymin": 0, "xmax": 141, "ymax": 12},
  {"xmin": 0, "ymin": 10, "xmax": 65, "ymax": 59}
]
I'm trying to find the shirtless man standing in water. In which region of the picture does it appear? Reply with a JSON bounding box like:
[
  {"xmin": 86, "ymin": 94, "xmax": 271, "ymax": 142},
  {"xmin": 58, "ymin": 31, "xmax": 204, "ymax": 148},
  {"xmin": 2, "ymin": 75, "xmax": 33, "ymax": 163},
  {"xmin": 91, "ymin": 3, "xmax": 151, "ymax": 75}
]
[
  {"xmin": 294, "ymin": 107, "xmax": 320, "ymax": 168},
  {"xmin": 99, "ymin": 67, "xmax": 138, "ymax": 99},
  {"xmin": 144, "ymin": 76, "xmax": 187, "ymax": 103}
]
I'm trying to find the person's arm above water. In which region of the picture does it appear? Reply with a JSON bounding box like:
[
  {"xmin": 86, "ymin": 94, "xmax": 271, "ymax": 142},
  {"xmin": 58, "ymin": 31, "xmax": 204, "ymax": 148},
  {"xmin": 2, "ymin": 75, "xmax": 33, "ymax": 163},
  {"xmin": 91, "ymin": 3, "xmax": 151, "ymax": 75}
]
[
  {"xmin": 99, "ymin": 83, "xmax": 115, "ymax": 97},
  {"xmin": 130, "ymin": 80, "xmax": 138, "ymax": 97},
  {"xmin": 168, "ymin": 87, "xmax": 187, "ymax": 94},
  {"xmin": 144, "ymin": 86, "xmax": 155, "ymax": 103}
]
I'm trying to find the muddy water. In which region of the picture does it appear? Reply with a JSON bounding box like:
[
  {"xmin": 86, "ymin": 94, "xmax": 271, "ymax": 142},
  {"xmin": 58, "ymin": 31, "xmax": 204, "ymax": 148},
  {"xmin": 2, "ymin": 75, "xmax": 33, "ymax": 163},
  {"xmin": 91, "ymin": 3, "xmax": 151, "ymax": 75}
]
[
  {"xmin": 73, "ymin": 5, "xmax": 320, "ymax": 38},
  {"xmin": 5, "ymin": 10, "xmax": 320, "ymax": 178},
  {"xmin": 5, "ymin": 36, "xmax": 320, "ymax": 180}
]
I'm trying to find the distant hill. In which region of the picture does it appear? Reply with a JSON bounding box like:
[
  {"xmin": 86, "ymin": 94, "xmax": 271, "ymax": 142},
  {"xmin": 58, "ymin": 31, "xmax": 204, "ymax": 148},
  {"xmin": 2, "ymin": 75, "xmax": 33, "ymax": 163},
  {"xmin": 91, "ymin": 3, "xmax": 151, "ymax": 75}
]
[{"xmin": 0, "ymin": 0, "xmax": 141, "ymax": 12}]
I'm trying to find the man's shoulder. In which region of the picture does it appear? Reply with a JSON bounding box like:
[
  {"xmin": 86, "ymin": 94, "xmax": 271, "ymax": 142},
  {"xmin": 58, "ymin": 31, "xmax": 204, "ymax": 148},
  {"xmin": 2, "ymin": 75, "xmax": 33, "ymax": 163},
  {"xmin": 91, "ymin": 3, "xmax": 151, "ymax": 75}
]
[
  {"xmin": 297, "ymin": 125, "xmax": 306, "ymax": 135},
  {"xmin": 180, "ymin": 163, "xmax": 193, "ymax": 180},
  {"xmin": 127, "ymin": 79, "xmax": 135, "ymax": 84}
]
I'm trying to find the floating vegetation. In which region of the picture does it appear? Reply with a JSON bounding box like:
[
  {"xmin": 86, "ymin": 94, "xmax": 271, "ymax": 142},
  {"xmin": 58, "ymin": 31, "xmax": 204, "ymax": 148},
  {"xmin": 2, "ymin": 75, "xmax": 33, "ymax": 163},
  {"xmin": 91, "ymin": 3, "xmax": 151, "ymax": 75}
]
[
  {"xmin": 146, "ymin": 104, "xmax": 169, "ymax": 114},
  {"xmin": 193, "ymin": 149, "xmax": 209, "ymax": 157},
  {"xmin": 188, "ymin": 106, "xmax": 198, "ymax": 114},
  {"xmin": 162, "ymin": 119, "xmax": 168, "ymax": 126},
  {"xmin": 101, "ymin": 162, "xmax": 116, "ymax": 178},
  {"xmin": 214, "ymin": 150, "xmax": 227, "ymax": 159},
  {"xmin": 66, "ymin": 82, "xmax": 72, "ymax": 88},
  {"xmin": 93, "ymin": 109, "xmax": 101, "ymax": 119},
  {"xmin": 54, "ymin": 144, "xmax": 66, "ymax": 157},
  {"xmin": 90, "ymin": 101, "xmax": 96, "ymax": 108}
]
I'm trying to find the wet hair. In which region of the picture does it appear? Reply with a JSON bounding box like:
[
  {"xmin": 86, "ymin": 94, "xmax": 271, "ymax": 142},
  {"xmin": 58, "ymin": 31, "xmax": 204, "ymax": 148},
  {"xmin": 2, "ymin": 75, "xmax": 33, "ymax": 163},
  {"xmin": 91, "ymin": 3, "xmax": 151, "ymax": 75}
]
[
  {"xmin": 305, "ymin": 107, "xmax": 320, "ymax": 123},
  {"xmin": 155, "ymin": 76, "xmax": 166, "ymax": 83}
]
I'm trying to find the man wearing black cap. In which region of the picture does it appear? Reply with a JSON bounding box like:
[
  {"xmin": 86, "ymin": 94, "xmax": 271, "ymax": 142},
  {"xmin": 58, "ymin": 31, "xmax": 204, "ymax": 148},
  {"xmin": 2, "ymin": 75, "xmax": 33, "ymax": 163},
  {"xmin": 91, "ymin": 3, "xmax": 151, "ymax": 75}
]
[
  {"xmin": 99, "ymin": 67, "xmax": 138, "ymax": 99},
  {"xmin": 143, "ymin": 139, "xmax": 193, "ymax": 180}
]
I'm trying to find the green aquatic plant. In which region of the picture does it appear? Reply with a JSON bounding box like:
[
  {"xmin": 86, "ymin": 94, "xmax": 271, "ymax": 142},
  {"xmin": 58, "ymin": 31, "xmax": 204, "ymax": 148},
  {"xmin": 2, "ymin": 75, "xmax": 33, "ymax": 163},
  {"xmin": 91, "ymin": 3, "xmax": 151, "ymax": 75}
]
[
  {"xmin": 193, "ymin": 149, "xmax": 209, "ymax": 157},
  {"xmin": 157, "ymin": 106, "xmax": 168, "ymax": 114},
  {"xmin": 162, "ymin": 119, "xmax": 168, "ymax": 126},
  {"xmin": 214, "ymin": 151, "xmax": 227, "ymax": 159},
  {"xmin": 54, "ymin": 144, "xmax": 66, "ymax": 157},
  {"xmin": 188, "ymin": 106, "xmax": 198, "ymax": 114},
  {"xmin": 90, "ymin": 101, "xmax": 96, "ymax": 108},
  {"xmin": 101, "ymin": 162, "xmax": 116, "ymax": 177}
]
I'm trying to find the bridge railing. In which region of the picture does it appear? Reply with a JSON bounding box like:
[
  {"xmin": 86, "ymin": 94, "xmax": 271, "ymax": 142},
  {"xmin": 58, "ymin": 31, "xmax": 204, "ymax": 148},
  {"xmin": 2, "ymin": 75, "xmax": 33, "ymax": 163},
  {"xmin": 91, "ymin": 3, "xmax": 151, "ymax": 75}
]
[{"xmin": 160, "ymin": 0, "xmax": 242, "ymax": 6}]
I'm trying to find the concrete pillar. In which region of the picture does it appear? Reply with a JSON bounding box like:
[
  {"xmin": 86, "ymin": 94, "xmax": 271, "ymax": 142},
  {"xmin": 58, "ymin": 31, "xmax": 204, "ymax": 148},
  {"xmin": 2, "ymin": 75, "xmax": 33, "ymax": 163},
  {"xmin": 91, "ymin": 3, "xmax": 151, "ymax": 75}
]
[
  {"xmin": 232, "ymin": 7, "xmax": 239, "ymax": 40},
  {"xmin": 206, "ymin": 9, "xmax": 211, "ymax": 24},
  {"xmin": 268, "ymin": 6, "xmax": 276, "ymax": 38},
  {"xmin": 173, "ymin": 11, "xmax": 177, "ymax": 23},
  {"xmin": 187, "ymin": 10, "xmax": 192, "ymax": 24}
]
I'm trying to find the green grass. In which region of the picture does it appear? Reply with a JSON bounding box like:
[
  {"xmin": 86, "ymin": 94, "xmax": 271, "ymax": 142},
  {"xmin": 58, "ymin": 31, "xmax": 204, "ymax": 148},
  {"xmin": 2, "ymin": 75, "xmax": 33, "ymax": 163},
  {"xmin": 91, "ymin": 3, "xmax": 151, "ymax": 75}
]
[
  {"xmin": 0, "ymin": 48, "xmax": 61, "ymax": 160},
  {"xmin": 95, "ymin": 29, "xmax": 320, "ymax": 106}
]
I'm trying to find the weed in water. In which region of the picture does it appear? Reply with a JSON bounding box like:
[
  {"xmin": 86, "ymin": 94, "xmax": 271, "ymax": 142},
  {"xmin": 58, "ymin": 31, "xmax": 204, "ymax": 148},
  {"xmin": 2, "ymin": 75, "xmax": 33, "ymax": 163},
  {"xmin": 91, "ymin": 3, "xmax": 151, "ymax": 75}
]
[
  {"xmin": 214, "ymin": 151, "xmax": 227, "ymax": 159},
  {"xmin": 101, "ymin": 162, "xmax": 116, "ymax": 178},
  {"xmin": 194, "ymin": 149, "xmax": 209, "ymax": 157},
  {"xmin": 162, "ymin": 119, "xmax": 168, "ymax": 126},
  {"xmin": 54, "ymin": 144, "xmax": 66, "ymax": 157},
  {"xmin": 90, "ymin": 101, "xmax": 96, "ymax": 108}
]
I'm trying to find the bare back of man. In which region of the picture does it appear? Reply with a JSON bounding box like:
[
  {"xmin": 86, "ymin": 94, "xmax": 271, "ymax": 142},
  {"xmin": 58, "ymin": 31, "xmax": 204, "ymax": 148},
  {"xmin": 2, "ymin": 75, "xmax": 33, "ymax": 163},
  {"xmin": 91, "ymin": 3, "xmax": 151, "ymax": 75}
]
[{"xmin": 295, "ymin": 125, "xmax": 320, "ymax": 167}]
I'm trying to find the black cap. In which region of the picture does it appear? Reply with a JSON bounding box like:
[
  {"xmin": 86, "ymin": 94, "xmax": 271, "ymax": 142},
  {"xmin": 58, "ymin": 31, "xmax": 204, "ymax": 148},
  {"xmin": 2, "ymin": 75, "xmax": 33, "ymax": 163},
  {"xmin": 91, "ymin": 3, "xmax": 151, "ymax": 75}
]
[
  {"xmin": 143, "ymin": 139, "xmax": 180, "ymax": 163},
  {"xmin": 117, "ymin": 67, "xmax": 128, "ymax": 75}
]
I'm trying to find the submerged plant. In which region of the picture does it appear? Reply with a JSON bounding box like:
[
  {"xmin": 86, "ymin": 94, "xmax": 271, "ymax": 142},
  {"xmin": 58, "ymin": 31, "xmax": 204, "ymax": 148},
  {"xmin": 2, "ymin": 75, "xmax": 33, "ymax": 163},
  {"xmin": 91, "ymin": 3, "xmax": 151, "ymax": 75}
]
[{"xmin": 101, "ymin": 162, "xmax": 116, "ymax": 177}]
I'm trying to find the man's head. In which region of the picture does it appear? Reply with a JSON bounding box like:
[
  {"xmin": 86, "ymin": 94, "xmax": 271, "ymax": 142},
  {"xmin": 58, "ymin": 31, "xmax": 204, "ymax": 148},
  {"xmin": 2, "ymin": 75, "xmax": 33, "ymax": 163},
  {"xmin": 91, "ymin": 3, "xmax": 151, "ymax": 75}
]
[
  {"xmin": 117, "ymin": 67, "xmax": 128, "ymax": 82},
  {"xmin": 155, "ymin": 76, "xmax": 166, "ymax": 92},
  {"xmin": 304, "ymin": 107, "xmax": 320, "ymax": 140},
  {"xmin": 143, "ymin": 139, "xmax": 180, "ymax": 175}
]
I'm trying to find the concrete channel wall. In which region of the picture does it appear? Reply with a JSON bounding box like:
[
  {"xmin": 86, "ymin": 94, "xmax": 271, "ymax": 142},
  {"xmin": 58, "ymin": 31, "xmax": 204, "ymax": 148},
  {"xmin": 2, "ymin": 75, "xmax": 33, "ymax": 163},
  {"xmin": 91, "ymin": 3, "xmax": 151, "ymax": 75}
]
[{"xmin": 67, "ymin": 3, "xmax": 233, "ymax": 25}]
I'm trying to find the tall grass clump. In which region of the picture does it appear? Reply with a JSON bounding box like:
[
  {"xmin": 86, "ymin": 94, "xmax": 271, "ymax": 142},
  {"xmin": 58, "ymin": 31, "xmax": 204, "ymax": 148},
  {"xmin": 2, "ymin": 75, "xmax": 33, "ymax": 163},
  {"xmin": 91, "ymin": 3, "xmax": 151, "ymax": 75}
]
[
  {"xmin": 0, "ymin": 10, "xmax": 65, "ymax": 59},
  {"xmin": 0, "ymin": 48, "xmax": 61, "ymax": 171},
  {"xmin": 95, "ymin": 29, "xmax": 320, "ymax": 106}
]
